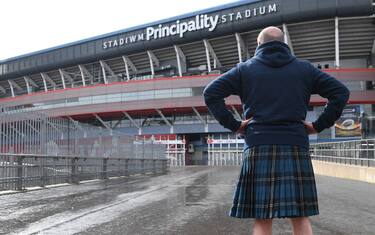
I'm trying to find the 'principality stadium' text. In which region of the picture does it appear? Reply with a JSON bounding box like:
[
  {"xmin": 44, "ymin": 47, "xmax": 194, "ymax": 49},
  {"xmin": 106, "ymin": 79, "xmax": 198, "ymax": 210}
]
[{"xmin": 102, "ymin": 3, "xmax": 278, "ymax": 49}]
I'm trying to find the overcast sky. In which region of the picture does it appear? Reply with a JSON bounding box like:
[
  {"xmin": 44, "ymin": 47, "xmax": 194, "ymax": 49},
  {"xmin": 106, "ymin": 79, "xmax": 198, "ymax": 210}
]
[{"xmin": 0, "ymin": 0, "xmax": 237, "ymax": 60}]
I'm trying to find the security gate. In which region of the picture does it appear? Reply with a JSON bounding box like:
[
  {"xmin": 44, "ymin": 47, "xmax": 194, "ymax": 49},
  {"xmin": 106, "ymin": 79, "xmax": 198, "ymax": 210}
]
[
  {"xmin": 136, "ymin": 135, "xmax": 186, "ymax": 167},
  {"xmin": 207, "ymin": 134, "xmax": 244, "ymax": 166},
  {"xmin": 164, "ymin": 139, "xmax": 186, "ymax": 167}
]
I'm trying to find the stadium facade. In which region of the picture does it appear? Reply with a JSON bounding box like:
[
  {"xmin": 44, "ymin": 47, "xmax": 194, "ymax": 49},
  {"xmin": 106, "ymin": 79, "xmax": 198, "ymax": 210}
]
[{"xmin": 0, "ymin": 0, "xmax": 375, "ymax": 165}]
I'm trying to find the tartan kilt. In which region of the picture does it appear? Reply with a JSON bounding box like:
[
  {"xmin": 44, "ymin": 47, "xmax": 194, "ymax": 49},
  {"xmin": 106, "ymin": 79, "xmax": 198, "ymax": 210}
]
[{"xmin": 229, "ymin": 145, "xmax": 319, "ymax": 219}]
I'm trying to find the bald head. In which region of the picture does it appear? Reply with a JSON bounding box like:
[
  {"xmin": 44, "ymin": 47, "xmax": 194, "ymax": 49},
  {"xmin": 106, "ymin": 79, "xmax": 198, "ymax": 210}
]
[{"xmin": 257, "ymin": 26, "xmax": 284, "ymax": 45}]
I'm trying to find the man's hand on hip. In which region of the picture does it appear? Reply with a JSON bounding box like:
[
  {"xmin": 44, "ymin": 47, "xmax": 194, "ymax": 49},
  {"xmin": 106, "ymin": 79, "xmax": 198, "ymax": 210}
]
[
  {"xmin": 236, "ymin": 118, "xmax": 252, "ymax": 135},
  {"xmin": 303, "ymin": 121, "xmax": 317, "ymax": 135}
]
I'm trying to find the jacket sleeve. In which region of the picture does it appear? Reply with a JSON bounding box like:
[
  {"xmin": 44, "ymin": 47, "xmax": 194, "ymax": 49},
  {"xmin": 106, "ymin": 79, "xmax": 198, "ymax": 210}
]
[
  {"xmin": 311, "ymin": 65, "xmax": 350, "ymax": 133},
  {"xmin": 203, "ymin": 65, "xmax": 242, "ymax": 132}
]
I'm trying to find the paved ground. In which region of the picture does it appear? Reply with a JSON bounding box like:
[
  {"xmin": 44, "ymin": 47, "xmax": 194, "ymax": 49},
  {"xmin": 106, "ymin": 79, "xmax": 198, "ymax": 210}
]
[{"xmin": 0, "ymin": 166, "xmax": 374, "ymax": 235}]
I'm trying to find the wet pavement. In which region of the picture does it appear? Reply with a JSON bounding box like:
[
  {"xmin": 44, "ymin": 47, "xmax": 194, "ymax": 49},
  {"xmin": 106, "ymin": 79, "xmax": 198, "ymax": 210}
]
[{"xmin": 0, "ymin": 166, "xmax": 375, "ymax": 235}]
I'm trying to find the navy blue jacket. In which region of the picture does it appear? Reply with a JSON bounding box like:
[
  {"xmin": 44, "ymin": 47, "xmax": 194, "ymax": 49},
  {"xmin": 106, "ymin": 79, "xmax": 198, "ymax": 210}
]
[{"xmin": 203, "ymin": 41, "xmax": 350, "ymax": 150}]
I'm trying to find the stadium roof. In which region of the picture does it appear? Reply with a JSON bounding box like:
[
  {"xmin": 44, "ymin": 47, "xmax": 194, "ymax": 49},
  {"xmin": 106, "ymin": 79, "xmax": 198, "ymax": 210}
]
[
  {"xmin": 0, "ymin": 0, "xmax": 374, "ymax": 91},
  {"xmin": 0, "ymin": 0, "xmax": 263, "ymax": 63}
]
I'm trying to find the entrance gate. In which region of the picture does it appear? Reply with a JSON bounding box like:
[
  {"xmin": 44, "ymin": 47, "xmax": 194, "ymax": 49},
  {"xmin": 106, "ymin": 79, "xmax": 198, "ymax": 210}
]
[
  {"xmin": 207, "ymin": 134, "xmax": 244, "ymax": 166},
  {"xmin": 137, "ymin": 134, "xmax": 186, "ymax": 167}
]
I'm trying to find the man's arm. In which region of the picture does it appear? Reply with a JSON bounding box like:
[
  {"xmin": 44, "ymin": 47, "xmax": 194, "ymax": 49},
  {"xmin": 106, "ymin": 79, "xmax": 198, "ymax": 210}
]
[
  {"xmin": 311, "ymin": 65, "xmax": 350, "ymax": 133},
  {"xmin": 203, "ymin": 66, "xmax": 242, "ymax": 132}
]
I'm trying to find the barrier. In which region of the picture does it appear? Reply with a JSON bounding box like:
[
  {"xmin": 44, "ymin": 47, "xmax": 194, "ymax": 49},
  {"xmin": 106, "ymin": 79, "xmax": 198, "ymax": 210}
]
[
  {"xmin": 207, "ymin": 134, "xmax": 244, "ymax": 166},
  {"xmin": 0, "ymin": 109, "xmax": 168, "ymax": 191},
  {"xmin": 0, "ymin": 153, "xmax": 168, "ymax": 191},
  {"xmin": 310, "ymin": 139, "xmax": 375, "ymax": 167}
]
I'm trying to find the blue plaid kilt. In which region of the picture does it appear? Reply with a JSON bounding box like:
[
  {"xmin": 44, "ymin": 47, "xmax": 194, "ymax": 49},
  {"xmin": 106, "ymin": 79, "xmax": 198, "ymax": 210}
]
[{"xmin": 229, "ymin": 145, "xmax": 319, "ymax": 219}]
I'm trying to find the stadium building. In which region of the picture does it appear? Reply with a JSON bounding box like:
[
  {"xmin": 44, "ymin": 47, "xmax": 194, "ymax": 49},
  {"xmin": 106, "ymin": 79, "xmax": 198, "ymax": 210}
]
[{"xmin": 0, "ymin": 0, "xmax": 374, "ymax": 165}]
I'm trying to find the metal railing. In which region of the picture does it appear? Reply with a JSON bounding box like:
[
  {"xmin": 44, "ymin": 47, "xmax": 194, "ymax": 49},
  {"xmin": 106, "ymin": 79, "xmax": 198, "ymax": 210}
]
[
  {"xmin": 0, "ymin": 108, "xmax": 170, "ymax": 191},
  {"xmin": 310, "ymin": 139, "xmax": 375, "ymax": 167},
  {"xmin": 0, "ymin": 153, "xmax": 168, "ymax": 191},
  {"xmin": 0, "ymin": 109, "xmax": 138, "ymax": 157}
]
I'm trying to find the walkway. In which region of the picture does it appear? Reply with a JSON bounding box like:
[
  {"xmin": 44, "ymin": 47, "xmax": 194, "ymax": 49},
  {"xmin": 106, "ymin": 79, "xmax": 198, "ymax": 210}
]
[{"xmin": 1, "ymin": 166, "xmax": 374, "ymax": 234}]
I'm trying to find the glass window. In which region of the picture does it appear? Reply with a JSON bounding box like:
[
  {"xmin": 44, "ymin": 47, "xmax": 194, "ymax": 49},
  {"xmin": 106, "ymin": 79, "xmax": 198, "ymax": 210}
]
[
  {"xmin": 154, "ymin": 89, "xmax": 172, "ymax": 99},
  {"xmin": 122, "ymin": 92, "xmax": 135, "ymax": 102},
  {"xmin": 66, "ymin": 97, "xmax": 79, "ymax": 103},
  {"xmin": 107, "ymin": 93, "xmax": 122, "ymax": 102},
  {"xmin": 15, "ymin": 87, "xmax": 201, "ymax": 112},
  {"xmin": 192, "ymin": 87, "xmax": 205, "ymax": 96},
  {"xmin": 138, "ymin": 90, "xmax": 154, "ymax": 100},
  {"xmin": 92, "ymin": 94, "xmax": 106, "ymax": 103},
  {"xmin": 343, "ymin": 81, "xmax": 365, "ymax": 91},
  {"xmin": 172, "ymin": 88, "xmax": 192, "ymax": 98},
  {"xmin": 79, "ymin": 96, "xmax": 93, "ymax": 105}
]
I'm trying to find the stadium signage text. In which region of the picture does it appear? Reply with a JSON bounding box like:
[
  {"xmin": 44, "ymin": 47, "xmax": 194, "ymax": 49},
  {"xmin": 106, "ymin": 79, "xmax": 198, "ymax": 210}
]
[
  {"xmin": 103, "ymin": 3, "xmax": 278, "ymax": 49},
  {"xmin": 146, "ymin": 14, "xmax": 219, "ymax": 40}
]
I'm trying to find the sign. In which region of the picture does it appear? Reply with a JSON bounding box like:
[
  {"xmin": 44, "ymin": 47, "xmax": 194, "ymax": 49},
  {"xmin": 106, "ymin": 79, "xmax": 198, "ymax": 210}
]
[
  {"xmin": 207, "ymin": 139, "xmax": 245, "ymax": 144},
  {"xmin": 134, "ymin": 134, "xmax": 185, "ymax": 145},
  {"xmin": 154, "ymin": 140, "xmax": 185, "ymax": 145},
  {"xmin": 103, "ymin": 3, "xmax": 278, "ymax": 49},
  {"xmin": 133, "ymin": 139, "xmax": 185, "ymax": 145},
  {"xmin": 335, "ymin": 105, "xmax": 362, "ymax": 137}
]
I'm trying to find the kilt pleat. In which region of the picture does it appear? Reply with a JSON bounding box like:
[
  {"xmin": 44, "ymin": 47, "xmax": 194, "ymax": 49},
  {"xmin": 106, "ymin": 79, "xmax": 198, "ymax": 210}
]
[{"xmin": 229, "ymin": 145, "xmax": 319, "ymax": 219}]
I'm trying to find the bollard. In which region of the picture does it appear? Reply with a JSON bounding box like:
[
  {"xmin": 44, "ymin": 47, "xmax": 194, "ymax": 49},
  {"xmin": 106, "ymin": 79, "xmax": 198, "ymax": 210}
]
[
  {"xmin": 71, "ymin": 157, "xmax": 79, "ymax": 184},
  {"xmin": 141, "ymin": 159, "xmax": 145, "ymax": 174},
  {"xmin": 124, "ymin": 159, "xmax": 129, "ymax": 176},
  {"xmin": 16, "ymin": 156, "xmax": 24, "ymax": 191},
  {"xmin": 40, "ymin": 157, "xmax": 48, "ymax": 187},
  {"xmin": 162, "ymin": 160, "xmax": 167, "ymax": 173},
  {"xmin": 102, "ymin": 158, "xmax": 108, "ymax": 179},
  {"xmin": 118, "ymin": 158, "xmax": 122, "ymax": 177},
  {"xmin": 153, "ymin": 160, "xmax": 157, "ymax": 174}
]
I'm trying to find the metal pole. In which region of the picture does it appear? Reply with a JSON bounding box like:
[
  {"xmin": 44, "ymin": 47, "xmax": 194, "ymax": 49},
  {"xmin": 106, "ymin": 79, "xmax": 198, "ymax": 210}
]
[
  {"xmin": 16, "ymin": 155, "xmax": 23, "ymax": 190},
  {"xmin": 335, "ymin": 17, "xmax": 340, "ymax": 68},
  {"xmin": 203, "ymin": 39, "xmax": 212, "ymax": 73},
  {"xmin": 174, "ymin": 45, "xmax": 183, "ymax": 77},
  {"xmin": 123, "ymin": 56, "xmax": 130, "ymax": 81},
  {"xmin": 235, "ymin": 33, "xmax": 243, "ymax": 63},
  {"xmin": 147, "ymin": 50, "xmax": 155, "ymax": 78}
]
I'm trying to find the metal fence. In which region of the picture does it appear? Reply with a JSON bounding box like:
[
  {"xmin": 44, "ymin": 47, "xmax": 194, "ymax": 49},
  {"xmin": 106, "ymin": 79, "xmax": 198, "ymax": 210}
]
[
  {"xmin": 0, "ymin": 153, "xmax": 168, "ymax": 191},
  {"xmin": 0, "ymin": 109, "xmax": 168, "ymax": 159},
  {"xmin": 205, "ymin": 134, "xmax": 375, "ymax": 168},
  {"xmin": 0, "ymin": 109, "xmax": 168, "ymax": 191},
  {"xmin": 0, "ymin": 109, "xmax": 140, "ymax": 157},
  {"xmin": 207, "ymin": 134, "xmax": 244, "ymax": 166},
  {"xmin": 310, "ymin": 139, "xmax": 375, "ymax": 167}
]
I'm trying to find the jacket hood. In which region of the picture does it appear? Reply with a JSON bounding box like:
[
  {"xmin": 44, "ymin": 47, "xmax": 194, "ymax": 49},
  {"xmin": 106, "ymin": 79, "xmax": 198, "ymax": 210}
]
[{"xmin": 254, "ymin": 41, "xmax": 296, "ymax": 67}]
